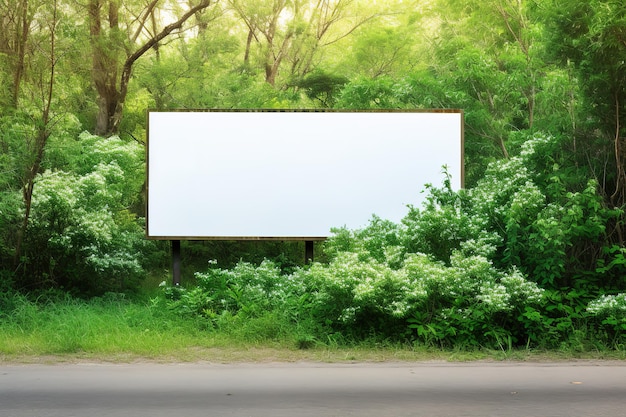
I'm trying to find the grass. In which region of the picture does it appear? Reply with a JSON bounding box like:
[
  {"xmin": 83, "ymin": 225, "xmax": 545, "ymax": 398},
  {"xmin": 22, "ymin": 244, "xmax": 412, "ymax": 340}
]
[{"xmin": 1, "ymin": 292, "xmax": 625, "ymax": 364}]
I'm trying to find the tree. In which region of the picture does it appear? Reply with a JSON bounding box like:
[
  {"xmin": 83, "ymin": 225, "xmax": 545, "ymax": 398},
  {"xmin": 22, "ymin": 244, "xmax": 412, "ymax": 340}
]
[
  {"xmin": 88, "ymin": 0, "xmax": 214, "ymax": 136},
  {"xmin": 541, "ymin": 0, "xmax": 626, "ymax": 210},
  {"xmin": 284, "ymin": 0, "xmax": 382, "ymax": 80},
  {"xmin": 228, "ymin": 0, "xmax": 383, "ymax": 87},
  {"xmin": 0, "ymin": 0, "xmax": 34, "ymax": 108},
  {"xmin": 351, "ymin": 26, "xmax": 415, "ymax": 78},
  {"xmin": 337, "ymin": 2, "xmax": 428, "ymax": 81},
  {"xmin": 13, "ymin": 0, "xmax": 61, "ymax": 267}
]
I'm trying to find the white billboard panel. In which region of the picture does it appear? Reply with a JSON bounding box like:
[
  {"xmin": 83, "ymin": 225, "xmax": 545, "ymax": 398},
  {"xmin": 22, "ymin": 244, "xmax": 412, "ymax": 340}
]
[{"xmin": 146, "ymin": 110, "xmax": 463, "ymax": 239}]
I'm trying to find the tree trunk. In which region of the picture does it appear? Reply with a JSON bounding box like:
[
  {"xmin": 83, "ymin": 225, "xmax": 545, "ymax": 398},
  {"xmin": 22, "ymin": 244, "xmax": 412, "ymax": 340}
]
[
  {"xmin": 12, "ymin": 0, "xmax": 30, "ymax": 107},
  {"xmin": 89, "ymin": 0, "xmax": 120, "ymax": 136},
  {"xmin": 15, "ymin": 128, "xmax": 49, "ymax": 266},
  {"xmin": 244, "ymin": 28, "xmax": 254, "ymax": 67},
  {"xmin": 611, "ymin": 93, "xmax": 626, "ymax": 209}
]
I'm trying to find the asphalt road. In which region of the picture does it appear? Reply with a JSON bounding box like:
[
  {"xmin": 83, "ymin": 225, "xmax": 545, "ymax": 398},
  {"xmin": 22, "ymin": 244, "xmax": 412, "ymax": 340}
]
[{"xmin": 1, "ymin": 361, "xmax": 625, "ymax": 417}]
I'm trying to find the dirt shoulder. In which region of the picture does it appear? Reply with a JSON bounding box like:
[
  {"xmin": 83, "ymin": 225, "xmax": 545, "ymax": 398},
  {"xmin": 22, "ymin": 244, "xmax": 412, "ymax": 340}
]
[{"xmin": 1, "ymin": 346, "xmax": 625, "ymax": 366}]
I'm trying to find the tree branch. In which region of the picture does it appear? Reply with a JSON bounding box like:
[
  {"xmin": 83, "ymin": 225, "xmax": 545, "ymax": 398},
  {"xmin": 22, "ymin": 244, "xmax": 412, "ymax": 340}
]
[
  {"xmin": 130, "ymin": 0, "xmax": 160, "ymax": 44},
  {"xmin": 126, "ymin": 0, "xmax": 212, "ymax": 68}
]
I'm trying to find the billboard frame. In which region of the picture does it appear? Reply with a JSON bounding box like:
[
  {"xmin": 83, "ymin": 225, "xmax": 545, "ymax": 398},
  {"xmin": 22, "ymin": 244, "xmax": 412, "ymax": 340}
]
[{"xmin": 146, "ymin": 108, "xmax": 464, "ymax": 242}]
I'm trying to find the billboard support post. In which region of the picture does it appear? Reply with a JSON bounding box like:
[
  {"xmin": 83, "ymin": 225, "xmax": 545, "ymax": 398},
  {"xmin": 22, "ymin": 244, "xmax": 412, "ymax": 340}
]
[
  {"xmin": 305, "ymin": 240, "xmax": 314, "ymax": 264},
  {"xmin": 172, "ymin": 240, "xmax": 181, "ymax": 286}
]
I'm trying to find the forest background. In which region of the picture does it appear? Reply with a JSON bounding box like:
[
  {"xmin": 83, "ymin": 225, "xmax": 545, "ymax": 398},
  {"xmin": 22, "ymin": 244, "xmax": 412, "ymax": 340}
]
[{"xmin": 1, "ymin": 0, "xmax": 626, "ymax": 355}]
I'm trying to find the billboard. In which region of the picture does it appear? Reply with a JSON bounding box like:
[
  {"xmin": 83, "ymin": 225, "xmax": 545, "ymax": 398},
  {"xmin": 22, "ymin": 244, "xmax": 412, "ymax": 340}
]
[{"xmin": 146, "ymin": 110, "xmax": 463, "ymax": 240}]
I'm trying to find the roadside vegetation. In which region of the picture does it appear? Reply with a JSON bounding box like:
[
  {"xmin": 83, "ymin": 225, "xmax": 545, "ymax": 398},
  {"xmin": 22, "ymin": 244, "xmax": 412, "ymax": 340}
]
[
  {"xmin": 2, "ymin": 135, "xmax": 625, "ymax": 360},
  {"xmin": 1, "ymin": 0, "xmax": 626, "ymax": 360}
]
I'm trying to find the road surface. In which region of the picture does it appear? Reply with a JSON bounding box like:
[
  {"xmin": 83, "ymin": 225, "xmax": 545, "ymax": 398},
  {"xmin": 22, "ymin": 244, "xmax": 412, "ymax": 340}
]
[{"xmin": 1, "ymin": 361, "xmax": 625, "ymax": 416}]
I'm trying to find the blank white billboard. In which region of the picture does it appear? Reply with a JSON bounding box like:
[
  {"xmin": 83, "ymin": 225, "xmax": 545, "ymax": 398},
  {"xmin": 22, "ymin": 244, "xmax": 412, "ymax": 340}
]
[{"xmin": 147, "ymin": 110, "xmax": 463, "ymax": 240}]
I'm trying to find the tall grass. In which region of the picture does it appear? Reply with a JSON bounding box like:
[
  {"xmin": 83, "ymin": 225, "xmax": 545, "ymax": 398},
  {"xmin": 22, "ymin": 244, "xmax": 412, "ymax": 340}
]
[{"xmin": 0, "ymin": 291, "xmax": 223, "ymax": 359}]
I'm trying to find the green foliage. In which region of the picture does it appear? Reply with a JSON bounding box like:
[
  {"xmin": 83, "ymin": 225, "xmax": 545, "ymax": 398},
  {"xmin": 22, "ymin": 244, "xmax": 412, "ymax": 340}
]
[
  {"xmin": 402, "ymin": 181, "xmax": 501, "ymax": 264},
  {"xmin": 399, "ymin": 133, "xmax": 623, "ymax": 347},
  {"xmin": 165, "ymin": 228, "xmax": 545, "ymax": 348},
  {"xmin": 324, "ymin": 216, "xmax": 401, "ymax": 264},
  {"xmin": 542, "ymin": 0, "xmax": 626, "ymax": 130},
  {"xmin": 0, "ymin": 190, "xmax": 21, "ymax": 265},
  {"xmin": 335, "ymin": 76, "xmax": 405, "ymax": 109},
  {"xmin": 473, "ymin": 134, "xmax": 620, "ymax": 289},
  {"xmin": 0, "ymin": 113, "xmax": 37, "ymax": 263},
  {"xmin": 596, "ymin": 245, "xmax": 626, "ymax": 279},
  {"xmin": 403, "ymin": 254, "xmax": 544, "ymax": 348},
  {"xmin": 296, "ymin": 252, "xmax": 412, "ymax": 336},
  {"xmin": 304, "ymin": 245, "xmax": 544, "ymax": 347},
  {"xmin": 350, "ymin": 25, "xmax": 417, "ymax": 79},
  {"xmin": 295, "ymin": 69, "xmax": 349, "ymax": 108}
]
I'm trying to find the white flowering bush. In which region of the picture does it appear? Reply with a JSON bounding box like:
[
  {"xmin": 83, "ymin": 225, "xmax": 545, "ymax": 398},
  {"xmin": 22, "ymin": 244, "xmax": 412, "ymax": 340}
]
[
  {"xmin": 324, "ymin": 216, "xmax": 402, "ymax": 265},
  {"xmin": 587, "ymin": 294, "xmax": 626, "ymax": 343},
  {"xmin": 588, "ymin": 294, "xmax": 626, "ymax": 317},
  {"xmin": 470, "ymin": 134, "xmax": 616, "ymax": 289},
  {"xmin": 22, "ymin": 133, "xmax": 150, "ymax": 295},
  {"xmin": 404, "ymin": 251, "xmax": 544, "ymax": 348},
  {"xmin": 297, "ymin": 252, "xmax": 422, "ymax": 330},
  {"xmin": 398, "ymin": 134, "xmax": 622, "ymax": 347},
  {"xmin": 401, "ymin": 177, "xmax": 501, "ymax": 265}
]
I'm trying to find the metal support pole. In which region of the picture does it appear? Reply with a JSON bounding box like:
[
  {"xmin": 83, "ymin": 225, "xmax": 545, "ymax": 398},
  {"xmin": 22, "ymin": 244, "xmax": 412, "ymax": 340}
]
[
  {"xmin": 305, "ymin": 240, "xmax": 314, "ymax": 264},
  {"xmin": 172, "ymin": 240, "xmax": 181, "ymax": 286}
]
